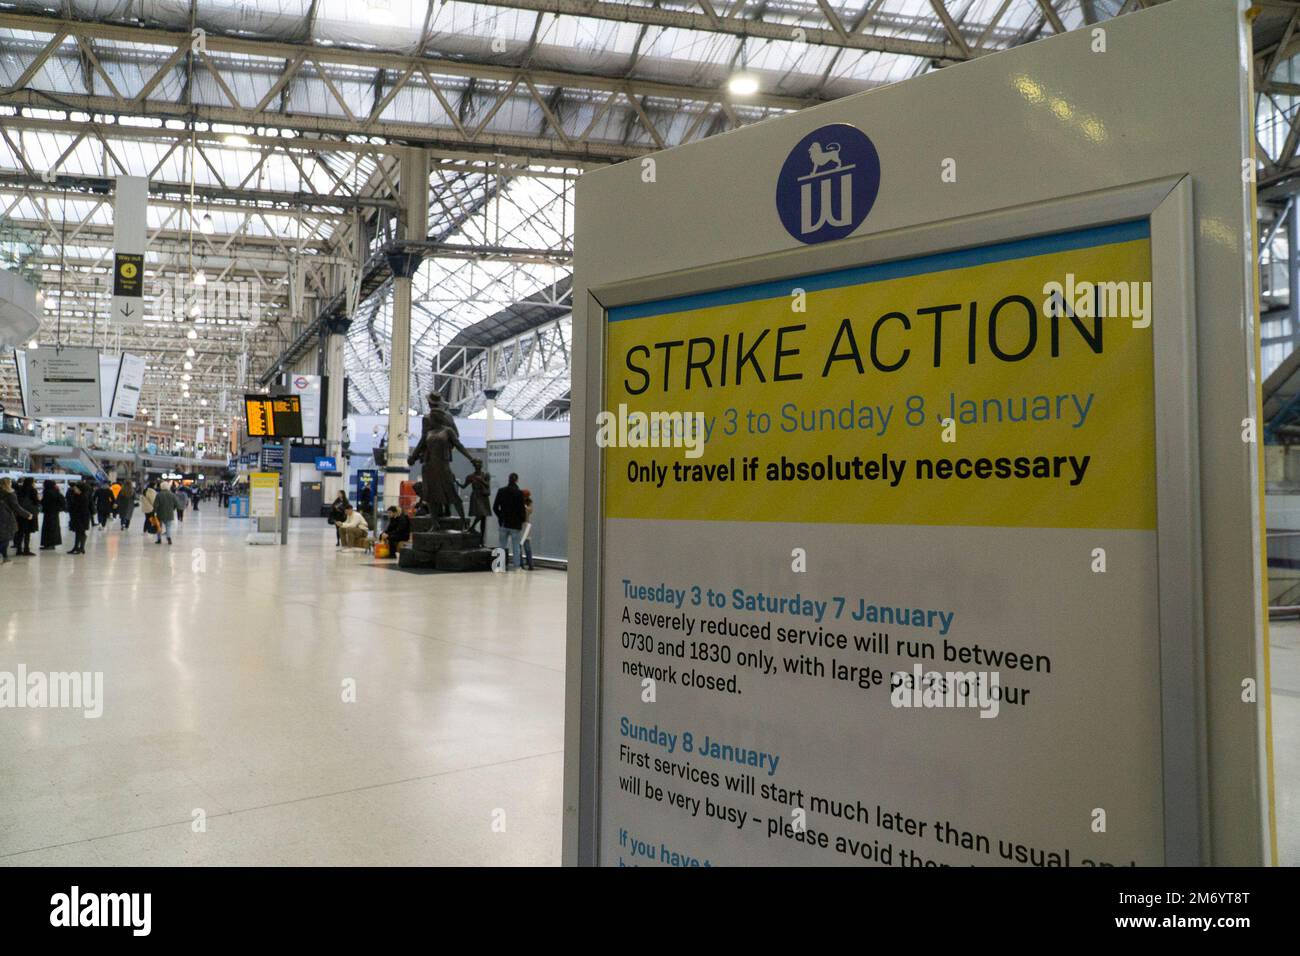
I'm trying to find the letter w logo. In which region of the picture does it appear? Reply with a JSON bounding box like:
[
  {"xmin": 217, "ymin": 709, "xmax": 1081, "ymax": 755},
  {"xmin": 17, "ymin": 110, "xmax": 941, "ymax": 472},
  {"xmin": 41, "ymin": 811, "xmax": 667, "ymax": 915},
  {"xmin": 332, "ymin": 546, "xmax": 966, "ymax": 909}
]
[{"xmin": 801, "ymin": 175, "xmax": 852, "ymax": 234}]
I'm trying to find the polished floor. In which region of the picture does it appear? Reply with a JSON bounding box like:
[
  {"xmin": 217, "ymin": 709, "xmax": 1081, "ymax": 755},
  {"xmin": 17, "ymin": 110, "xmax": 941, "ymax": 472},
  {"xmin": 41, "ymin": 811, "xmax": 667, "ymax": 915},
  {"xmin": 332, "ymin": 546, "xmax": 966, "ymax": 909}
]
[
  {"xmin": 0, "ymin": 510, "xmax": 565, "ymax": 865},
  {"xmin": 1, "ymin": 511, "xmax": 1296, "ymax": 866}
]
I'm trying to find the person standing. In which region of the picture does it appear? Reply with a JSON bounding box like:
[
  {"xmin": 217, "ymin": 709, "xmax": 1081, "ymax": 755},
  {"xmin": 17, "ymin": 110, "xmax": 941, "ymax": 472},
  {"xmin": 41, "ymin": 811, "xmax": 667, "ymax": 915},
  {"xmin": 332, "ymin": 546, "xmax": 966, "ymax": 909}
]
[
  {"xmin": 0, "ymin": 478, "xmax": 31, "ymax": 565},
  {"xmin": 39, "ymin": 479, "xmax": 64, "ymax": 550},
  {"xmin": 175, "ymin": 484, "xmax": 187, "ymax": 525},
  {"xmin": 66, "ymin": 481, "xmax": 91, "ymax": 554},
  {"xmin": 520, "ymin": 488, "xmax": 536, "ymax": 571},
  {"xmin": 492, "ymin": 472, "xmax": 526, "ymax": 571},
  {"xmin": 117, "ymin": 478, "xmax": 136, "ymax": 530},
  {"xmin": 152, "ymin": 481, "xmax": 178, "ymax": 545},
  {"xmin": 14, "ymin": 477, "xmax": 39, "ymax": 556}
]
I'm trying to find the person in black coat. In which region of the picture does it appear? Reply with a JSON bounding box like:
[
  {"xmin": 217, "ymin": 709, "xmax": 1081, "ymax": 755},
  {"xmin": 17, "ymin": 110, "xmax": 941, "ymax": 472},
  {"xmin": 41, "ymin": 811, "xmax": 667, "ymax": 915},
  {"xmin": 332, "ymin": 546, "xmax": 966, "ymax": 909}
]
[
  {"xmin": 94, "ymin": 483, "xmax": 114, "ymax": 529},
  {"xmin": 14, "ymin": 477, "xmax": 39, "ymax": 556},
  {"xmin": 39, "ymin": 480, "xmax": 64, "ymax": 550},
  {"xmin": 379, "ymin": 505, "xmax": 411, "ymax": 554},
  {"xmin": 67, "ymin": 482, "xmax": 91, "ymax": 554},
  {"xmin": 0, "ymin": 478, "xmax": 30, "ymax": 564},
  {"xmin": 492, "ymin": 472, "xmax": 527, "ymax": 570}
]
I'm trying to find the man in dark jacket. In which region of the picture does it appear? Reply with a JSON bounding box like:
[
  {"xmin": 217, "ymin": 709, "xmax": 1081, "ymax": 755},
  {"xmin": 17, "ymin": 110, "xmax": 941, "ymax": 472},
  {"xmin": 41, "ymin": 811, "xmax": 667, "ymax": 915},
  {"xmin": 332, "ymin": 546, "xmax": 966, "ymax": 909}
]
[
  {"xmin": 66, "ymin": 482, "xmax": 91, "ymax": 554},
  {"xmin": 94, "ymin": 483, "xmax": 114, "ymax": 529},
  {"xmin": 492, "ymin": 472, "xmax": 526, "ymax": 570},
  {"xmin": 379, "ymin": 506, "xmax": 411, "ymax": 555}
]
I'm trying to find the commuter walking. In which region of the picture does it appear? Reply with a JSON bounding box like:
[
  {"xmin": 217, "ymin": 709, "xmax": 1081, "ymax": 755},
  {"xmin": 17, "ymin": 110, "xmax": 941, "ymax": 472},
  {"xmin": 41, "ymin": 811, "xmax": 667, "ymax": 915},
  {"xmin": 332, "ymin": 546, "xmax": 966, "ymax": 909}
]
[
  {"xmin": 117, "ymin": 479, "xmax": 136, "ymax": 530},
  {"xmin": 39, "ymin": 480, "xmax": 64, "ymax": 550},
  {"xmin": 14, "ymin": 477, "xmax": 39, "ymax": 556},
  {"xmin": 520, "ymin": 488, "xmax": 536, "ymax": 571},
  {"xmin": 0, "ymin": 477, "xmax": 32, "ymax": 565},
  {"xmin": 140, "ymin": 480, "xmax": 158, "ymax": 536},
  {"xmin": 151, "ymin": 482, "xmax": 178, "ymax": 545},
  {"xmin": 492, "ymin": 472, "xmax": 526, "ymax": 570},
  {"xmin": 66, "ymin": 482, "xmax": 91, "ymax": 554},
  {"xmin": 175, "ymin": 485, "xmax": 188, "ymax": 525},
  {"xmin": 94, "ymin": 483, "xmax": 114, "ymax": 529}
]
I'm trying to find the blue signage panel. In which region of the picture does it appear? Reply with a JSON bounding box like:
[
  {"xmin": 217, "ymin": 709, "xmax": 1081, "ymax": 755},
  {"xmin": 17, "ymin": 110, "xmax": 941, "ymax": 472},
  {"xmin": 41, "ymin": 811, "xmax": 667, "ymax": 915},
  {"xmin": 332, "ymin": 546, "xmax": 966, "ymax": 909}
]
[
  {"xmin": 315, "ymin": 456, "xmax": 337, "ymax": 472},
  {"xmin": 775, "ymin": 123, "xmax": 881, "ymax": 245},
  {"xmin": 260, "ymin": 443, "xmax": 284, "ymax": 470}
]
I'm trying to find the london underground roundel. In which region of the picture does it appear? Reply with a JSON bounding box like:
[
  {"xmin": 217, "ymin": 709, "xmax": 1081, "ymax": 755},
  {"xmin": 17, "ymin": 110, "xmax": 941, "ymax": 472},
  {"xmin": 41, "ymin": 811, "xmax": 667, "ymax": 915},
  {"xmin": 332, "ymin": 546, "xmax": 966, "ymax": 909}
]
[{"xmin": 775, "ymin": 124, "xmax": 881, "ymax": 244}]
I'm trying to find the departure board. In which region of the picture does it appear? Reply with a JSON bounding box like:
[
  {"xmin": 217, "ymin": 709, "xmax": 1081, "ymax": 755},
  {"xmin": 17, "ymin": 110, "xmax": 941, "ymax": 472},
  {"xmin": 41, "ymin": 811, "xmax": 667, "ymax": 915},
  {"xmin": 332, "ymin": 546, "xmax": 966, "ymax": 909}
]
[{"xmin": 244, "ymin": 394, "xmax": 303, "ymax": 438}]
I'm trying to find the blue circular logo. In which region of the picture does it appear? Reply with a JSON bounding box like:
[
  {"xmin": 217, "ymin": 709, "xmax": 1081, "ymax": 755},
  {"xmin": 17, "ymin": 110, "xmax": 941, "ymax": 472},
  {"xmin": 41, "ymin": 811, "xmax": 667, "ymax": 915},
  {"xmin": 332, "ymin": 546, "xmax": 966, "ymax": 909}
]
[{"xmin": 775, "ymin": 124, "xmax": 881, "ymax": 244}]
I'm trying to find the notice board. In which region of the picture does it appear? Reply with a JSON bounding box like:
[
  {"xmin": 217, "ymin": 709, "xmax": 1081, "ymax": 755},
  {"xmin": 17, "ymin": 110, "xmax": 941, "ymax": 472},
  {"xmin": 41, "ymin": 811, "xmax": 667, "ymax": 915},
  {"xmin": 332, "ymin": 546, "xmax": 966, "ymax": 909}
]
[{"xmin": 567, "ymin": 0, "xmax": 1275, "ymax": 867}]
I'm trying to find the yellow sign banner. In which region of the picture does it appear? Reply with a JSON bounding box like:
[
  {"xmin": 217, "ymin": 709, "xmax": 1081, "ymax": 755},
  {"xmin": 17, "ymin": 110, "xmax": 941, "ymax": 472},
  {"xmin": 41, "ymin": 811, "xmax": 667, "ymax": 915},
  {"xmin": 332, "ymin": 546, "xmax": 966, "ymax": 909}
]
[{"xmin": 603, "ymin": 227, "xmax": 1155, "ymax": 531}]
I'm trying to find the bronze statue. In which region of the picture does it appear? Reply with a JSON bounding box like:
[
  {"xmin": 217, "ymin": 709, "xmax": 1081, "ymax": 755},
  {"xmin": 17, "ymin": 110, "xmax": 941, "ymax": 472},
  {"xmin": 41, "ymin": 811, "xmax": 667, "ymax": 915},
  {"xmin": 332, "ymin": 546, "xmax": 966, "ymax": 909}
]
[
  {"xmin": 460, "ymin": 458, "xmax": 492, "ymax": 545},
  {"xmin": 409, "ymin": 392, "xmax": 473, "ymax": 525}
]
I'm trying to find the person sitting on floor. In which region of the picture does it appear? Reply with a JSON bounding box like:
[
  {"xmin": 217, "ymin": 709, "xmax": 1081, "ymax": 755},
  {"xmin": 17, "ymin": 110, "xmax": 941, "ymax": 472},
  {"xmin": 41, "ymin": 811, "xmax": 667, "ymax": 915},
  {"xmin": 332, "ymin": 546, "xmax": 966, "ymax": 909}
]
[
  {"xmin": 380, "ymin": 505, "xmax": 411, "ymax": 554},
  {"xmin": 337, "ymin": 505, "xmax": 370, "ymax": 550}
]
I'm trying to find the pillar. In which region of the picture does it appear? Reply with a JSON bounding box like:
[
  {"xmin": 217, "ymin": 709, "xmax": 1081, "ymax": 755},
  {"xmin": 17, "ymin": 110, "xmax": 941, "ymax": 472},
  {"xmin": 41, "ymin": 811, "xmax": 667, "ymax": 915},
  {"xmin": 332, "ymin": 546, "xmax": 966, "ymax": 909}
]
[
  {"xmin": 323, "ymin": 331, "xmax": 346, "ymax": 502},
  {"xmin": 383, "ymin": 146, "xmax": 428, "ymax": 511}
]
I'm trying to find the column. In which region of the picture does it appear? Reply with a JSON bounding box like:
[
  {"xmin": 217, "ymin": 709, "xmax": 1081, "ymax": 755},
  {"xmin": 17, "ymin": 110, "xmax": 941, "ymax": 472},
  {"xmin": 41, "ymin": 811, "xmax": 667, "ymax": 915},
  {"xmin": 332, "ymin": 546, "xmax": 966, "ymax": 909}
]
[
  {"xmin": 383, "ymin": 146, "xmax": 428, "ymax": 511},
  {"xmin": 322, "ymin": 331, "xmax": 346, "ymax": 502}
]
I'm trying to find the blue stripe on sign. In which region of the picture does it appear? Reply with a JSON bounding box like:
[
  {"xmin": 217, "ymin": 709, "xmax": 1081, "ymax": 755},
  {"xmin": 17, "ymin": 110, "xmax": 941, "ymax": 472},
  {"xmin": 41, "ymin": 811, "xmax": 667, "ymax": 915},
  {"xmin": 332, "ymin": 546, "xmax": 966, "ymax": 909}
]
[{"xmin": 606, "ymin": 218, "xmax": 1151, "ymax": 323}]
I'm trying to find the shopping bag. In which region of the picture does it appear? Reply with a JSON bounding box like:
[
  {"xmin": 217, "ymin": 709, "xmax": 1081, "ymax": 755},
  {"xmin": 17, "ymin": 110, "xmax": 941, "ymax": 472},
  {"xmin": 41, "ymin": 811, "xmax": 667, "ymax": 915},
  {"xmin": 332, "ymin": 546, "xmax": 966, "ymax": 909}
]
[{"xmin": 374, "ymin": 541, "xmax": 391, "ymax": 559}]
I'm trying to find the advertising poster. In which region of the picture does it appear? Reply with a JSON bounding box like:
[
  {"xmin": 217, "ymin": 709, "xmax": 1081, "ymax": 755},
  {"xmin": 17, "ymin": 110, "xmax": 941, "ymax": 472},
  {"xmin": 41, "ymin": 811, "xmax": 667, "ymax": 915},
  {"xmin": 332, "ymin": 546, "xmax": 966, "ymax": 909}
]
[{"xmin": 598, "ymin": 221, "xmax": 1164, "ymax": 866}]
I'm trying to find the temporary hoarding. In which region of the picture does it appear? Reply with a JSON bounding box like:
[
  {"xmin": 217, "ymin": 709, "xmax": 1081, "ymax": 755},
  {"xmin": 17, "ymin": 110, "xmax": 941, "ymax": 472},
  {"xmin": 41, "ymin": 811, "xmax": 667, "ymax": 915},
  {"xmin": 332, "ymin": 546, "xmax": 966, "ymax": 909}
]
[{"xmin": 566, "ymin": 0, "xmax": 1275, "ymax": 867}]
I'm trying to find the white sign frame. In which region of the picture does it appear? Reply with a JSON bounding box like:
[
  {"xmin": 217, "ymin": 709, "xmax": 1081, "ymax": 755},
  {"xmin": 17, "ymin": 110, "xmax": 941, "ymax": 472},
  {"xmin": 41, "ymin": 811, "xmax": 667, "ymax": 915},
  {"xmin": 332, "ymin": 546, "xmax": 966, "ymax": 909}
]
[{"xmin": 566, "ymin": 0, "xmax": 1273, "ymax": 867}]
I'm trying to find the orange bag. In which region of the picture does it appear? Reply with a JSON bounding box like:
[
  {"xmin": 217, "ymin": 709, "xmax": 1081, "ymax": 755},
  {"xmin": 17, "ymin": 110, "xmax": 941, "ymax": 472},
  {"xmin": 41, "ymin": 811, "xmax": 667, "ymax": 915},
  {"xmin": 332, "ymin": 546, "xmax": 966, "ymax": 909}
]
[{"xmin": 374, "ymin": 541, "xmax": 391, "ymax": 559}]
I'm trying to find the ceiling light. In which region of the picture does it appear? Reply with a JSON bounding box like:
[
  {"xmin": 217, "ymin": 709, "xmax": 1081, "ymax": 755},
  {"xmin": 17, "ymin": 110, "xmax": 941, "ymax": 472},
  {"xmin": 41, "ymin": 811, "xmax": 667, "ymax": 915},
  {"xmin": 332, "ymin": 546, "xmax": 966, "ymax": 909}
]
[
  {"xmin": 193, "ymin": 270, "xmax": 206, "ymax": 286},
  {"xmin": 185, "ymin": 348, "xmax": 195, "ymax": 358},
  {"xmin": 728, "ymin": 73, "xmax": 759, "ymax": 96},
  {"xmin": 187, "ymin": 330, "xmax": 197, "ymax": 340},
  {"xmin": 172, "ymin": 414, "xmax": 178, "ymax": 420},
  {"xmin": 27, "ymin": 339, "xmax": 38, "ymax": 349},
  {"xmin": 223, "ymin": 133, "xmax": 250, "ymax": 148},
  {"xmin": 200, "ymin": 212, "xmax": 215, "ymax": 235},
  {"xmin": 184, "ymin": 361, "xmax": 193, "ymax": 370}
]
